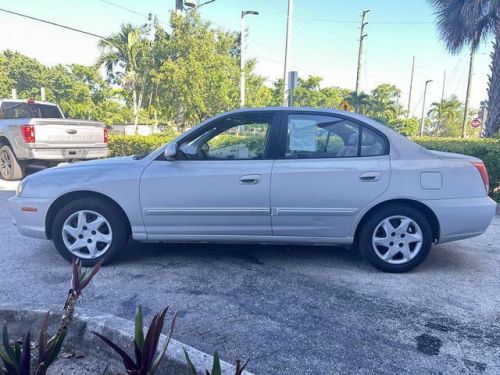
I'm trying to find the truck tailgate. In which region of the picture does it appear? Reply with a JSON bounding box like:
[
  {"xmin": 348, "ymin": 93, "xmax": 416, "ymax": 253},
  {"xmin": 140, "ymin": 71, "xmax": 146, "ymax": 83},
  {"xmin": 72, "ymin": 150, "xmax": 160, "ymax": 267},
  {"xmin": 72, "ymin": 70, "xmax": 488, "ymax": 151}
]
[{"xmin": 31, "ymin": 119, "xmax": 106, "ymax": 148}]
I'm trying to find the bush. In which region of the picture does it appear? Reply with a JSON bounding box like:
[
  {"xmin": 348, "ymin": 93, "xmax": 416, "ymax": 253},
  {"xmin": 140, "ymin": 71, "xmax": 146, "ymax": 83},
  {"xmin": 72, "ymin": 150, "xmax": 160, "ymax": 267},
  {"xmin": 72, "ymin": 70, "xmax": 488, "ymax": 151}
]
[
  {"xmin": 412, "ymin": 137, "xmax": 500, "ymax": 202},
  {"xmin": 108, "ymin": 132, "xmax": 177, "ymax": 157}
]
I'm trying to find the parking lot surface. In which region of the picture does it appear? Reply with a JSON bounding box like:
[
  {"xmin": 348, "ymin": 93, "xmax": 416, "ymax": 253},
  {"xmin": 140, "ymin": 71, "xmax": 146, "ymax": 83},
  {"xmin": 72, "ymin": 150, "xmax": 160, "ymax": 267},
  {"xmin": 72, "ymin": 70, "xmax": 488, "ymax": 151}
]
[{"xmin": 0, "ymin": 184, "xmax": 499, "ymax": 374}]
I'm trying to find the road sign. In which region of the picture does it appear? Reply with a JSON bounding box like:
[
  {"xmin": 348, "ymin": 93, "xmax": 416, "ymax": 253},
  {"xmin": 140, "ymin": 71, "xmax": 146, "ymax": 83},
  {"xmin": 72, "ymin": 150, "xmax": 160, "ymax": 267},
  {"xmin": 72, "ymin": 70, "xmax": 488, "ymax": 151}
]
[{"xmin": 471, "ymin": 118, "xmax": 481, "ymax": 128}]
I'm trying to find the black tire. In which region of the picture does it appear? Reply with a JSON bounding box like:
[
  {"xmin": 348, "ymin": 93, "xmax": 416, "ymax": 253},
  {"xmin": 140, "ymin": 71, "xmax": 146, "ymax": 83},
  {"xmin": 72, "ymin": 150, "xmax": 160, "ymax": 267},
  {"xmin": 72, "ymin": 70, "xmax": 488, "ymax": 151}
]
[
  {"xmin": 357, "ymin": 205, "xmax": 433, "ymax": 273},
  {"xmin": 0, "ymin": 145, "xmax": 24, "ymax": 181},
  {"xmin": 52, "ymin": 197, "xmax": 129, "ymax": 266}
]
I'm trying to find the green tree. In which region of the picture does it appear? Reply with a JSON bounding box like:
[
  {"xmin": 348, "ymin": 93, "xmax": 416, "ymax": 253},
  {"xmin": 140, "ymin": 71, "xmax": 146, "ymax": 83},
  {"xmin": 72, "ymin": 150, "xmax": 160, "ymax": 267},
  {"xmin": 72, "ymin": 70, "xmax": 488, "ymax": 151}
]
[
  {"xmin": 154, "ymin": 12, "xmax": 241, "ymax": 130},
  {"xmin": 344, "ymin": 91, "xmax": 370, "ymax": 114},
  {"xmin": 388, "ymin": 117, "xmax": 420, "ymax": 136},
  {"xmin": 429, "ymin": 0, "xmax": 500, "ymax": 137},
  {"xmin": 427, "ymin": 95, "xmax": 463, "ymax": 136},
  {"xmin": 367, "ymin": 84, "xmax": 403, "ymax": 124},
  {"xmin": 0, "ymin": 50, "xmax": 47, "ymax": 99},
  {"xmin": 97, "ymin": 23, "xmax": 151, "ymax": 130}
]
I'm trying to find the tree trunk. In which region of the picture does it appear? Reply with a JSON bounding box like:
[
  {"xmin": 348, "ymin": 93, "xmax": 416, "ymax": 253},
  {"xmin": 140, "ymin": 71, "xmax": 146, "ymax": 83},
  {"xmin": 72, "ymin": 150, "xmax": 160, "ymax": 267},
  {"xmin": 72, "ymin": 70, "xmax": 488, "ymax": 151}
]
[
  {"xmin": 132, "ymin": 88, "xmax": 139, "ymax": 134},
  {"xmin": 482, "ymin": 27, "xmax": 500, "ymax": 137}
]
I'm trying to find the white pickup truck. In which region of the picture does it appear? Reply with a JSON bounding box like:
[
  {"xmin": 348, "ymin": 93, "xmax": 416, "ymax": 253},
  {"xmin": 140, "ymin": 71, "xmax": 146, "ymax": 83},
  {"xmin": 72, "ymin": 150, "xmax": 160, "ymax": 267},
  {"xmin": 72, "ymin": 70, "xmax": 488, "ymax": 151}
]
[{"xmin": 0, "ymin": 99, "xmax": 108, "ymax": 180}]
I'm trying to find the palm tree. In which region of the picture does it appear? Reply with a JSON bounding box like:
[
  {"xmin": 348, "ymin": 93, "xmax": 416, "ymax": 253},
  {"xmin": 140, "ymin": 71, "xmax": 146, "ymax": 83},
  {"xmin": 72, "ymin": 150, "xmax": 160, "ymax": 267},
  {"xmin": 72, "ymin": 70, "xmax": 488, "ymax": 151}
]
[
  {"xmin": 97, "ymin": 24, "xmax": 149, "ymax": 131},
  {"xmin": 427, "ymin": 95, "xmax": 463, "ymax": 136},
  {"xmin": 429, "ymin": 0, "xmax": 500, "ymax": 137},
  {"xmin": 367, "ymin": 84, "xmax": 402, "ymax": 123},
  {"xmin": 344, "ymin": 91, "xmax": 370, "ymax": 114}
]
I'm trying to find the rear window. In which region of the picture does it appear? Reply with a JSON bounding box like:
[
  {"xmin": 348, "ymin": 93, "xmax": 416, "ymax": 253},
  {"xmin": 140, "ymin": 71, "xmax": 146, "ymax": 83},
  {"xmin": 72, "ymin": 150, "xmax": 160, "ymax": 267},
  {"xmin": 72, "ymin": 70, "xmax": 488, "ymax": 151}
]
[{"xmin": 0, "ymin": 101, "xmax": 63, "ymax": 119}]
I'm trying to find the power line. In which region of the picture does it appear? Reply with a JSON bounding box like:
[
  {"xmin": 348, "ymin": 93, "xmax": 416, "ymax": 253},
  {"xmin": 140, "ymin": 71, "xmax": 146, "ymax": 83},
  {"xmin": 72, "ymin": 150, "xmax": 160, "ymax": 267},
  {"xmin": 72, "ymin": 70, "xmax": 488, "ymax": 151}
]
[
  {"xmin": 302, "ymin": 17, "xmax": 433, "ymax": 25},
  {"xmin": 98, "ymin": 0, "xmax": 168, "ymax": 27},
  {"xmin": 0, "ymin": 7, "xmax": 105, "ymax": 38}
]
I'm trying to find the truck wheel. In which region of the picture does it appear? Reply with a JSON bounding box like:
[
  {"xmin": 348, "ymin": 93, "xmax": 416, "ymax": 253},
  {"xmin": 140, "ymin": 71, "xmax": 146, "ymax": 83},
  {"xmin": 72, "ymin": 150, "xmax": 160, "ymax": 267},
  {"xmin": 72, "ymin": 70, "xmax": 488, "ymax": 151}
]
[{"xmin": 0, "ymin": 145, "xmax": 24, "ymax": 181}]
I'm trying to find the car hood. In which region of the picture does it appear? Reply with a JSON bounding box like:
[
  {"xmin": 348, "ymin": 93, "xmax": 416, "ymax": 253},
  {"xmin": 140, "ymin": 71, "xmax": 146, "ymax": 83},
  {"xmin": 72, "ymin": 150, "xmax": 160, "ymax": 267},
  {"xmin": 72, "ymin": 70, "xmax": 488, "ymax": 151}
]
[{"xmin": 21, "ymin": 156, "xmax": 147, "ymax": 198}]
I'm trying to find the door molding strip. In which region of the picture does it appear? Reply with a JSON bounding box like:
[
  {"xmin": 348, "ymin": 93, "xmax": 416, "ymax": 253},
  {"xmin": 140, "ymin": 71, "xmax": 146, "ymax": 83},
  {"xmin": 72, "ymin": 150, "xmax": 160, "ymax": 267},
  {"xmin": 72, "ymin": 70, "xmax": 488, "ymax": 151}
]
[{"xmin": 143, "ymin": 207, "xmax": 270, "ymax": 216}]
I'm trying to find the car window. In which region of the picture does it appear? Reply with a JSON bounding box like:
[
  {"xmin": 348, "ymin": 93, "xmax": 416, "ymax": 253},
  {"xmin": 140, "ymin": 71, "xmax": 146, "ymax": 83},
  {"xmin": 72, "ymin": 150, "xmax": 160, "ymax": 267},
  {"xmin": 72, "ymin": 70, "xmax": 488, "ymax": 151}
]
[
  {"xmin": 285, "ymin": 114, "xmax": 360, "ymax": 159},
  {"xmin": 361, "ymin": 126, "xmax": 386, "ymax": 156},
  {"xmin": 0, "ymin": 101, "xmax": 63, "ymax": 119},
  {"xmin": 179, "ymin": 113, "xmax": 273, "ymax": 160}
]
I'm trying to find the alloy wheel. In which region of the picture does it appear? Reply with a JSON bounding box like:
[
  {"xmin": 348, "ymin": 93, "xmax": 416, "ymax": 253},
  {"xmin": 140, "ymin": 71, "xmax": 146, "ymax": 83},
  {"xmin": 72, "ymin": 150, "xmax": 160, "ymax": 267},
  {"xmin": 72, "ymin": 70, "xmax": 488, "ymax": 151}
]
[{"xmin": 0, "ymin": 149, "xmax": 12, "ymax": 177}]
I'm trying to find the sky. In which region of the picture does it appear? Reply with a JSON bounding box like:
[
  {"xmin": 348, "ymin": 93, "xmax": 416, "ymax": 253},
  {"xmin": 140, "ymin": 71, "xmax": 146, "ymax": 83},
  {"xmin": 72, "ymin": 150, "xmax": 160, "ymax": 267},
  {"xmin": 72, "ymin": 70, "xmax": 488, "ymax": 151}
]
[{"xmin": 0, "ymin": 0, "xmax": 494, "ymax": 117}]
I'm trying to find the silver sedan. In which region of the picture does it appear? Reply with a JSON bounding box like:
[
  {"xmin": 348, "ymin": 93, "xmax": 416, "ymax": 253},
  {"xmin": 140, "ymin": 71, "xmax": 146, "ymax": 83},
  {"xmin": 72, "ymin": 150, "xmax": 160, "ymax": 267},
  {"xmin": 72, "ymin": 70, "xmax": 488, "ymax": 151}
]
[{"xmin": 7, "ymin": 108, "xmax": 497, "ymax": 272}]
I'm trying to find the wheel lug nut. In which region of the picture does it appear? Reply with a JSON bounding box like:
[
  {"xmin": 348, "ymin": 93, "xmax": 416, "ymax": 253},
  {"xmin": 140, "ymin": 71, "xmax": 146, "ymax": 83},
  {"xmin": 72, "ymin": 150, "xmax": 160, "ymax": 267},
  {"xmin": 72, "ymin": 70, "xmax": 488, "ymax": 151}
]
[
  {"xmin": 78, "ymin": 235, "xmax": 83, "ymax": 239},
  {"xmin": 391, "ymin": 232, "xmax": 396, "ymax": 237},
  {"xmin": 91, "ymin": 230, "xmax": 96, "ymax": 235},
  {"xmin": 87, "ymin": 239, "xmax": 92, "ymax": 243},
  {"xmin": 401, "ymin": 234, "xmax": 405, "ymax": 238},
  {"xmin": 83, "ymin": 226, "xmax": 88, "ymax": 231},
  {"xmin": 389, "ymin": 242, "xmax": 394, "ymax": 246},
  {"xmin": 399, "ymin": 243, "xmax": 404, "ymax": 247}
]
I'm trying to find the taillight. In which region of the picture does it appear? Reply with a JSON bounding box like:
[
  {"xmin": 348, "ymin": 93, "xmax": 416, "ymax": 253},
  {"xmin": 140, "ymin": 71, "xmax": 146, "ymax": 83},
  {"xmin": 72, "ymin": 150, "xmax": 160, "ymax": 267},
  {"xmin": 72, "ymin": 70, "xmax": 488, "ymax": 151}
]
[
  {"xmin": 472, "ymin": 162, "xmax": 489, "ymax": 194},
  {"xmin": 20, "ymin": 124, "xmax": 35, "ymax": 143},
  {"xmin": 103, "ymin": 127, "xmax": 108, "ymax": 144}
]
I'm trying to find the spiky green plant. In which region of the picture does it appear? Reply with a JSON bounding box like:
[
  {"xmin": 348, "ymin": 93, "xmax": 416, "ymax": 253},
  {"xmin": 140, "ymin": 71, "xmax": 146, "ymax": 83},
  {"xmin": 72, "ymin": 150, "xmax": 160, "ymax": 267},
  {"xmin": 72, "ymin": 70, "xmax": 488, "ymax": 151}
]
[
  {"xmin": 0, "ymin": 258, "xmax": 101, "ymax": 375},
  {"xmin": 93, "ymin": 306, "xmax": 177, "ymax": 375},
  {"xmin": 184, "ymin": 349, "xmax": 248, "ymax": 375}
]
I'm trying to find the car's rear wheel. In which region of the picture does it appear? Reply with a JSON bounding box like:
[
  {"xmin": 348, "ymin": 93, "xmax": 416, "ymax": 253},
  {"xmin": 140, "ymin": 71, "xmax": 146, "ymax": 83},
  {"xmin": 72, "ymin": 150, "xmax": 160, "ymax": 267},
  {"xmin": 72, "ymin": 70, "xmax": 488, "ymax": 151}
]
[
  {"xmin": 0, "ymin": 145, "xmax": 24, "ymax": 181},
  {"xmin": 358, "ymin": 205, "xmax": 432, "ymax": 272},
  {"xmin": 52, "ymin": 198, "xmax": 129, "ymax": 266}
]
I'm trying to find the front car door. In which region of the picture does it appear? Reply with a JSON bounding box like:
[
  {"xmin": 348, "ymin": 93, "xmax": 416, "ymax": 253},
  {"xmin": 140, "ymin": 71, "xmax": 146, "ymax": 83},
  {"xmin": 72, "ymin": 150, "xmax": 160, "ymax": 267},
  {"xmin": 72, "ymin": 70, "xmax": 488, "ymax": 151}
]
[
  {"xmin": 270, "ymin": 111, "xmax": 391, "ymax": 239},
  {"xmin": 140, "ymin": 111, "xmax": 279, "ymax": 240}
]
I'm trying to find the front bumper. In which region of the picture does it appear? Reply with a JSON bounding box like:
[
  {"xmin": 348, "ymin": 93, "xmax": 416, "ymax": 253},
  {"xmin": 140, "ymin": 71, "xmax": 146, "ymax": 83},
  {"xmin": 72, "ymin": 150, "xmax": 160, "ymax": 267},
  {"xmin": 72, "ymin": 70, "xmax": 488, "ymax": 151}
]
[
  {"xmin": 25, "ymin": 147, "xmax": 109, "ymax": 161},
  {"xmin": 422, "ymin": 196, "xmax": 497, "ymax": 243},
  {"xmin": 7, "ymin": 196, "xmax": 53, "ymax": 239}
]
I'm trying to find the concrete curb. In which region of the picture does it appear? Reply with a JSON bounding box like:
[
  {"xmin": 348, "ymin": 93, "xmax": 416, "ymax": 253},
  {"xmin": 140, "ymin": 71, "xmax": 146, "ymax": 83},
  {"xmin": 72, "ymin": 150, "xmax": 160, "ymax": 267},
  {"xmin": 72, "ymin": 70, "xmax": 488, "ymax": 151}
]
[{"xmin": 0, "ymin": 307, "xmax": 253, "ymax": 375}]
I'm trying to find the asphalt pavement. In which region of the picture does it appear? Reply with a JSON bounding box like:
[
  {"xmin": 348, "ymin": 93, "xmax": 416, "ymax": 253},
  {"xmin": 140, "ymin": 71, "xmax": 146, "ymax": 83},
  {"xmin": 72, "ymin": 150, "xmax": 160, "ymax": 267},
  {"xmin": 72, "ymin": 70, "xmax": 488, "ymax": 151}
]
[{"xmin": 0, "ymin": 183, "xmax": 499, "ymax": 374}]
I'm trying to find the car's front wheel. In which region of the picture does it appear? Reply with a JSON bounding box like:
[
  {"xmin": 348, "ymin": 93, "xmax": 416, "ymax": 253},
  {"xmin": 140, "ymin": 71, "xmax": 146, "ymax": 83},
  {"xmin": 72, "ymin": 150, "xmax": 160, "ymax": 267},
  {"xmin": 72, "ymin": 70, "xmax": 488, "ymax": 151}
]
[
  {"xmin": 52, "ymin": 198, "xmax": 129, "ymax": 266},
  {"xmin": 358, "ymin": 205, "xmax": 433, "ymax": 272}
]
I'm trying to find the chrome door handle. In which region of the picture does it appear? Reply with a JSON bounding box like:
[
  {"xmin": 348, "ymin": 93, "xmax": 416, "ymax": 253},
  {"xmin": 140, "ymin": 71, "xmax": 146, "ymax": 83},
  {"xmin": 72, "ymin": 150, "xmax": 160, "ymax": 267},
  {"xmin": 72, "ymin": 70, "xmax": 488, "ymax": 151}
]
[
  {"xmin": 359, "ymin": 172, "xmax": 382, "ymax": 182},
  {"xmin": 239, "ymin": 174, "xmax": 261, "ymax": 184}
]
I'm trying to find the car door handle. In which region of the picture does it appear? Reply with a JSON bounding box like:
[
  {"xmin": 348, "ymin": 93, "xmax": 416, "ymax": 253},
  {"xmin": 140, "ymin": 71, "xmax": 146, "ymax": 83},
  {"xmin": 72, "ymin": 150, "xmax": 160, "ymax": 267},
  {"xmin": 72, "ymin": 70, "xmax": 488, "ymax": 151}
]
[
  {"xmin": 239, "ymin": 175, "xmax": 261, "ymax": 185},
  {"xmin": 359, "ymin": 172, "xmax": 382, "ymax": 182}
]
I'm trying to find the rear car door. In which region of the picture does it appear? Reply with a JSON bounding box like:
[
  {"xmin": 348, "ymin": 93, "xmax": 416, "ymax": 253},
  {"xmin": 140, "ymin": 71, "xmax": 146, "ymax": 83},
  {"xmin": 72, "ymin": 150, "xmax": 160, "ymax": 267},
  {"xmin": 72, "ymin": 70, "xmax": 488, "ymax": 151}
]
[
  {"xmin": 140, "ymin": 111, "xmax": 279, "ymax": 239},
  {"xmin": 270, "ymin": 112, "xmax": 391, "ymax": 238}
]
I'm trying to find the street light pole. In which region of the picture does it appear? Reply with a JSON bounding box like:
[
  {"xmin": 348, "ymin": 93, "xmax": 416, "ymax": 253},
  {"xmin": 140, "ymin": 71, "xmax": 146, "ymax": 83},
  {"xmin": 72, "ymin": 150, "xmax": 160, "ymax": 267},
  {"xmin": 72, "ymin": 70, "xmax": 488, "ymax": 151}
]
[
  {"xmin": 420, "ymin": 79, "xmax": 433, "ymax": 136},
  {"xmin": 283, "ymin": 0, "xmax": 294, "ymax": 106},
  {"xmin": 240, "ymin": 10, "xmax": 259, "ymax": 107}
]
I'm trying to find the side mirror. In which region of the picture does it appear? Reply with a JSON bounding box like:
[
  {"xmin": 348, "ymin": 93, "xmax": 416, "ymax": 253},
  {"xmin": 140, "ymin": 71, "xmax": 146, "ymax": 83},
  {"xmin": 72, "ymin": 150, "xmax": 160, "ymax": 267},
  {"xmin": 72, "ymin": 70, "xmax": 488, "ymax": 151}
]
[{"xmin": 164, "ymin": 142, "xmax": 178, "ymax": 160}]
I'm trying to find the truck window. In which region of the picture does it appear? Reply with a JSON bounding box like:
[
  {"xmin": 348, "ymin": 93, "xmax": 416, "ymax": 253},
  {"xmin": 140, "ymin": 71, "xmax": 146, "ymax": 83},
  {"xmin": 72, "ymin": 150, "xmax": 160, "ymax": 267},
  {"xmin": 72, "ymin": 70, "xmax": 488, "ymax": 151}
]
[{"xmin": 0, "ymin": 101, "xmax": 64, "ymax": 119}]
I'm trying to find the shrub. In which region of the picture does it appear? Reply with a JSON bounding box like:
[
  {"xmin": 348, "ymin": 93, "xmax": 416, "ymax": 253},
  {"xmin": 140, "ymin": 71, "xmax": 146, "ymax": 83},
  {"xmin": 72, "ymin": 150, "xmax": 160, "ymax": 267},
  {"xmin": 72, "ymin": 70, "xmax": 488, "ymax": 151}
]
[
  {"xmin": 412, "ymin": 137, "xmax": 500, "ymax": 202},
  {"xmin": 108, "ymin": 132, "xmax": 178, "ymax": 157}
]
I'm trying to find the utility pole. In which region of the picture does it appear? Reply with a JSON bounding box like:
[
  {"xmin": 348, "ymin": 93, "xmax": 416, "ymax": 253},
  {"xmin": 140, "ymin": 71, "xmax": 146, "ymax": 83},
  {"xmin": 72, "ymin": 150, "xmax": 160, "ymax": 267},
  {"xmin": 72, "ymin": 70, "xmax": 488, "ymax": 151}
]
[
  {"xmin": 420, "ymin": 79, "xmax": 433, "ymax": 136},
  {"xmin": 240, "ymin": 11, "xmax": 259, "ymax": 107},
  {"xmin": 282, "ymin": 0, "xmax": 293, "ymax": 106},
  {"xmin": 462, "ymin": 49, "xmax": 474, "ymax": 138},
  {"xmin": 175, "ymin": 0, "xmax": 184, "ymax": 15},
  {"xmin": 355, "ymin": 9, "xmax": 369, "ymax": 112},
  {"xmin": 441, "ymin": 70, "xmax": 446, "ymax": 102},
  {"xmin": 406, "ymin": 56, "xmax": 415, "ymax": 117}
]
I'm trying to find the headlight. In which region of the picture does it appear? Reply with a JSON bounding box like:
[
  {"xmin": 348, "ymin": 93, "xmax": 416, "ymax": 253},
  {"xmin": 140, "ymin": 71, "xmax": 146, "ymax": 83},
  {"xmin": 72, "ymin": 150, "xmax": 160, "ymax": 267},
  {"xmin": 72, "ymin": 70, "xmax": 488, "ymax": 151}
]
[{"xmin": 16, "ymin": 179, "xmax": 27, "ymax": 197}]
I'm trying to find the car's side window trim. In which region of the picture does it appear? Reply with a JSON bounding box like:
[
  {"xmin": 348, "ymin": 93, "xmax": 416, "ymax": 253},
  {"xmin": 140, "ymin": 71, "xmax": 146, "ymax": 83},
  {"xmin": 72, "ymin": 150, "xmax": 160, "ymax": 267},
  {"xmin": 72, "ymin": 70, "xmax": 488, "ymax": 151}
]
[
  {"xmin": 155, "ymin": 110, "xmax": 280, "ymax": 161},
  {"xmin": 275, "ymin": 110, "xmax": 390, "ymax": 160}
]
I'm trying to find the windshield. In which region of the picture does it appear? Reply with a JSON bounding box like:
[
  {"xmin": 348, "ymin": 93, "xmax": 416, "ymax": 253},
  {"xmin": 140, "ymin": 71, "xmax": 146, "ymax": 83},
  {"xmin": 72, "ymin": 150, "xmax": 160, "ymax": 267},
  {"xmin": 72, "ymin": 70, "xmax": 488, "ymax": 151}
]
[{"xmin": 0, "ymin": 101, "xmax": 64, "ymax": 119}]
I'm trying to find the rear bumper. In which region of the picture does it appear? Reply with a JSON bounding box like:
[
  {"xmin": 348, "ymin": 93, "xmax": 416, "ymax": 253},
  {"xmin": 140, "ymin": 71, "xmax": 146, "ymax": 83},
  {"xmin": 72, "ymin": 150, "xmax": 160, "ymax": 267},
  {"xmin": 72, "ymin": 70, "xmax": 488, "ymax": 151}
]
[
  {"xmin": 25, "ymin": 147, "xmax": 109, "ymax": 161},
  {"xmin": 422, "ymin": 196, "xmax": 497, "ymax": 243},
  {"xmin": 7, "ymin": 196, "xmax": 53, "ymax": 239}
]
